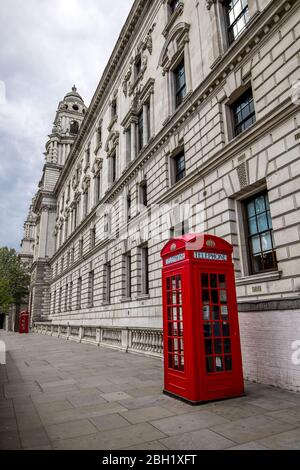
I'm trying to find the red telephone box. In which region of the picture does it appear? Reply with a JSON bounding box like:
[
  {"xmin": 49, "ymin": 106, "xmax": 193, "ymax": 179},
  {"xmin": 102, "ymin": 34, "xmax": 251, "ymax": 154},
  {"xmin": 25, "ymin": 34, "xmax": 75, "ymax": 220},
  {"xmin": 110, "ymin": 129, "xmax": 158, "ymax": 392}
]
[
  {"xmin": 19, "ymin": 311, "xmax": 29, "ymax": 334},
  {"xmin": 161, "ymin": 233, "xmax": 244, "ymax": 404}
]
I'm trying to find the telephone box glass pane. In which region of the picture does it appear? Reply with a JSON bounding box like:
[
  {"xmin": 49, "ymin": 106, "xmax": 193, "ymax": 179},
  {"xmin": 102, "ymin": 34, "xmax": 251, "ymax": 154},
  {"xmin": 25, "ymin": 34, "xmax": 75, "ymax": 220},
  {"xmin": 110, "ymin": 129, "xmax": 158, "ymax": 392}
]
[
  {"xmin": 225, "ymin": 355, "xmax": 232, "ymax": 371},
  {"xmin": 214, "ymin": 339, "xmax": 222, "ymax": 354},
  {"xmin": 219, "ymin": 274, "xmax": 226, "ymax": 288},
  {"xmin": 200, "ymin": 272, "xmax": 233, "ymax": 374},
  {"xmin": 212, "ymin": 305, "xmax": 220, "ymax": 320},
  {"xmin": 206, "ymin": 357, "xmax": 214, "ymax": 373},
  {"xmin": 215, "ymin": 356, "xmax": 224, "ymax": 372},
  {"xmin": 205, "ymin": 339, "xmax": 213, "ymax": 355},
  {"xmin": 204, "ymin": 323, "xmax": 212, "ymax": 337},
  {"xmin": 166, "ymin": 275, "xmax": 185, "ymax": 372},
  {"xmin": 211, "ymin": 290, "xmax": 219, "ymax": 304},
  {"xmin": 210, "ymin": 274, "xmax": 217, "ymax": 288},
  {"xmin": 201, "ymin": 273, "xmax": 209, "ymax": 287},
  {"xmin": 203, "ymin": 305, "xmax": 210, "ymax": 320}
]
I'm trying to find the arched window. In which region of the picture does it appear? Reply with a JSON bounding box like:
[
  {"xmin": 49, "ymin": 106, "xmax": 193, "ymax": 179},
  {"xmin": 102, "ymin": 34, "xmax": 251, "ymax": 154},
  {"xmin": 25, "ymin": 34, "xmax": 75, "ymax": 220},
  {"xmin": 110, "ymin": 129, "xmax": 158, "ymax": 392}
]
[{"xmin": 70, "ymin": 120, "xmax": 79, "ymax": 135}]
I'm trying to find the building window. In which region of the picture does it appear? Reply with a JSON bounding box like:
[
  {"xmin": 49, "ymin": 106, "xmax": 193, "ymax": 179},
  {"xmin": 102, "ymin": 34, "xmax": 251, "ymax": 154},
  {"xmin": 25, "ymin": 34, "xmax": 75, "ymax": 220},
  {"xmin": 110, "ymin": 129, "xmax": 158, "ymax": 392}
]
[
  {"xmin": 111, "ymin": 98, "xmax": 117, "ymax": 118},
  {"xmin": 83, "ymin": 188, "xmax": 89, "ymax": 218},
  {"xmin": 71, "ymin": 246, "xmax": 75, "ymax": 264},
  {"xmin": 59, "ymin": 287, "xmax": 62, "ymax": 313},
  {"xmin": 96, "ymin": 120, "xmax": 102, "ymax": 147},
  {"xmin": 86, "ymin": 144, "xmax": 91, "ymax": 168},
  {"xmin": 67, "ymin": 183, "xmax": 71, "ymax": 202},
  {"xmin": 231, "ymin": 88, "xmax": 256, "ymax": 137},
  {"xmin": 53, "ymin": 290, "xmax": 56, "ymax": 315},
  {"xmin": 140, "ymin": 181, "xmax": 148, "ymax": 208},
  {"xmin": 65, "ymin": 284, "xmax": 69, "ymax": 312},
  {"xmin": 173, "ymin": 59, "xmax": 186, "ymax": 108},
  {"xmin": 127, "ymin": 193, "xmax": 132, "ymax": 222},
  {"xmin": 77, "ymin": 277, "xmax": 82, "ymax": 309},
  {"xmin": 104, "ymin": 262, "xmax": 111, "ymax": 304},
  {"xmin": 169, "ymin": 0, "xmax": 180, "ymax": 15},
  {"xmin": 69, "ymin": 281, "xmax": 73, "ymax": 311},
  {"xmin": 95, "ymin": 174, "xmax": 101, "ymax": 203},
  {"xmin": 61, "ymin": 257, "xmax": 64, "ymax": 273},
  {"xmin": 170, "ymin": 220, "xmax": 189, "ymax": 238},
  {"xmin": 88, "ymin": 271, "xmax": 94, "ymax": 307},
  {"xmin": 135, "ymin": 54, "xmax": 142, "ymax": 78},
  {"xmin": 90, "ymin": 226, "xmax": 96, "ymax": 249},
  {"xmin": 79, "ymin": 238, "xmax": 84, "ymax": 258},
  {"xmin": 70, "ymin": 120, "xmax": 79, "ymax": 135},
  {"xmin": 111, "ymin": 152, "xmax": 116, "ymax": 184},
  {"xmin": 225, "ymin": 0, "xmax": 250, "ymax": 45},
  {"xmin": 73, "ymin": 203, "xmax": 78, "ymax": 229},
  {"xmin": 245, "ymin": 192, "xmax": 277, "ymax": 274},
  {"xmin": 173, "ymin": 150, "xmax": 186, "ymax": 183},
  {"xmin": 125, "ymin": 127, "xmax": 131, "ymax": 165},
  {"xmin": 104, "ymin": 212, "xmax": 111, "ymax": 238},
  {"xmin": 137, "ymin": 111, "xmax": 144, "ymax": 153},
  {"xmin": 124, "ymin": 253, "xmax": 132, "ymax": 298},
  {"xmin": 141, "ymin": 245, "xmax": 149, "ymax": 295},
  {"xmin": 64, "ymin": 216, "xmax": 69, "ymax": 240}
]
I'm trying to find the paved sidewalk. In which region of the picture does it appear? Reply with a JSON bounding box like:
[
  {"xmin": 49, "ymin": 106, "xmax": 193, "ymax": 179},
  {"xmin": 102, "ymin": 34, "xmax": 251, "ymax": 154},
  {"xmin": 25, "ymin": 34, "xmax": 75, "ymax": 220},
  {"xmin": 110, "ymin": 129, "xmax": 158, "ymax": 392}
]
[{"xmin": 1, "ymin": 331, "xmax": 300, "ymax": 450}]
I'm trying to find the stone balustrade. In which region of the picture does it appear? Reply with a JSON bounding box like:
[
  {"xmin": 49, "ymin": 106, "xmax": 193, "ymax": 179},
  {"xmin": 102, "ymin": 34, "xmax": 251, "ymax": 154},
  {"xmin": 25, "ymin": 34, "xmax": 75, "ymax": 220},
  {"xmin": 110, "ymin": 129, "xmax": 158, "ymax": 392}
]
[{"xmin": 33, "ymin": 323, "xmax": 163, "ymax": 358}]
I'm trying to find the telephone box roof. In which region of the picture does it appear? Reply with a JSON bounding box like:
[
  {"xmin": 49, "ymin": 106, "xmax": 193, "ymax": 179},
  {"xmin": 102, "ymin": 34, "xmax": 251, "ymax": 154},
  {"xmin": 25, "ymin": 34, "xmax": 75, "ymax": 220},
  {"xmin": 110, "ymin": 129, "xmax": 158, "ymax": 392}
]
[{"xmin": 161, "ymin": 233, "xmax": 233, "ymax": 257}]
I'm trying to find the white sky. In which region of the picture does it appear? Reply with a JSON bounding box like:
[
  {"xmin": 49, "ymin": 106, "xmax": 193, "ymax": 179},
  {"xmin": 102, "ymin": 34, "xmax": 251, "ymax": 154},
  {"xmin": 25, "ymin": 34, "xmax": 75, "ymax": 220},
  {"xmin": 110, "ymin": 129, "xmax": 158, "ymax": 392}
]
[{"xmin": 0, "ymin": 0, "xmax": 133, "ymax": 249}]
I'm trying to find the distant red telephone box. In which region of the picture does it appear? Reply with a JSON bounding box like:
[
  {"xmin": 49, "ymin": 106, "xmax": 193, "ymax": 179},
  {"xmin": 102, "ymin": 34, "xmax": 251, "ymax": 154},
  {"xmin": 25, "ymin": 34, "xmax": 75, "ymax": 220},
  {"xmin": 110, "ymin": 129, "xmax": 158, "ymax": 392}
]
[
  {"xmin": 161, "ymin": 234, "xmax": 244, "ymax": 404},
  {"xmin": 19, "ymin": 311, "xmax": 29, "ymax": 334}
]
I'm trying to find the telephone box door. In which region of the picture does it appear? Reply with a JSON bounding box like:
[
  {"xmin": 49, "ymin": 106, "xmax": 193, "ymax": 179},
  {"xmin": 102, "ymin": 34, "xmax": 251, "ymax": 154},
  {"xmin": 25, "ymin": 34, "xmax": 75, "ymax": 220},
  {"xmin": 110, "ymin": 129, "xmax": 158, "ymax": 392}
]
[
  {"xmin": 195, "ymin": 266, "xmax": 244, "ymax": 401},
  {"xmin": 162, "ymin": 265, "xmax": 194, "ymax": 401}
]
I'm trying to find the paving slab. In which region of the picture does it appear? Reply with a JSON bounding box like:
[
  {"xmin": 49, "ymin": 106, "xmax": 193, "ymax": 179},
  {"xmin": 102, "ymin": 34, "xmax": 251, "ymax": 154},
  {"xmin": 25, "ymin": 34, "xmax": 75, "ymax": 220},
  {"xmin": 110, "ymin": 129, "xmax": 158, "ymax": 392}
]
[
  {"xmin": 52, "ymin": 423, "xmax": 166, "ymax": 450},
  {"xmin": 257, "ymin": 428, "xmax": 300, "ymax": 450},
  {"xmin": 120, "ymin": 405, "xmax": 175, "ymax": 424},
  {"xmin": 211, "ymin": 415, "xmax": 296, "ymax": 444},
  {"xmin": 150, "ymin": 410, "xmax": 229, "ymax": 436},
  {"xmin": 45, "ymin": 419, "xmax": 98, "ymax": 441},
  {"xmin": 160, "ymin": 428, "xmax": 235, "ymax": 450},
  {"xmin": 0, "ymin": 430, "xmax": 21, "ymax": 450},
  {"xmin": 90, "ymin": 413, "xmax": 130, "ymax": 431}
]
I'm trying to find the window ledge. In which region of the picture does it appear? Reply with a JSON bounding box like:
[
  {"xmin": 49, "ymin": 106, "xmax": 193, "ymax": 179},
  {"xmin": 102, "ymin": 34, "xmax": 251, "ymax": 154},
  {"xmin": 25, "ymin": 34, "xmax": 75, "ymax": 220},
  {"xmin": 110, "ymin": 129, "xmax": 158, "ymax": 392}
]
[
  {"xmin": 236, "ymin": 270, "xmax": 281, "ymax": 286},
  {"xmin": 121, "ymin": 296, "xmax": 132, "ymax": 303},
  {"xmin": 135, "ymin": 294, "xmax": 150, "ymax": 300}
]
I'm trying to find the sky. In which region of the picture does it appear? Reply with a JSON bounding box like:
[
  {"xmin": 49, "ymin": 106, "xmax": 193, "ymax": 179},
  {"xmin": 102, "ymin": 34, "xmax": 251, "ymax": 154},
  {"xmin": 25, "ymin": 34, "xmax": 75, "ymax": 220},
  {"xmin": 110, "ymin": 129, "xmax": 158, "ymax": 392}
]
[{"xmin": 0, "ymin": 0, "xmax": 133, "ymax": 250}]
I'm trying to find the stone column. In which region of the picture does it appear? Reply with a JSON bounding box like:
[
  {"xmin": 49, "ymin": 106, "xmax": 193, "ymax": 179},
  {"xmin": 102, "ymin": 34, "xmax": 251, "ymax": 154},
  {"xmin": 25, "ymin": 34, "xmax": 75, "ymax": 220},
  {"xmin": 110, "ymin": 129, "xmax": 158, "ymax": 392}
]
[{"xmin": 184, "ymin": 39, "xmax": 193, "ymax": 93}]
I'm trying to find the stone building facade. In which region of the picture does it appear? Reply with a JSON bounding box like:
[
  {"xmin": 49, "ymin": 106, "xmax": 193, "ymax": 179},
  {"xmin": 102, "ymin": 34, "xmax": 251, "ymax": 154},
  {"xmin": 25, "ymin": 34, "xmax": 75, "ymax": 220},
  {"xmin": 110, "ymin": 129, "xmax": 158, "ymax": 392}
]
[{"xmin": 25, "ymin": 0, "xmax": 300, "ymax": 392}]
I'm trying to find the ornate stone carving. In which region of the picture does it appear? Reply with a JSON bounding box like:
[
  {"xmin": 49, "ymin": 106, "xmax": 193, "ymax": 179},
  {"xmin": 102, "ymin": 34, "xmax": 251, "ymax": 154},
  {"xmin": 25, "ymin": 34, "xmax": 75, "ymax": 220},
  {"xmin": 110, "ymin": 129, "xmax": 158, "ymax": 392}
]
[
  {"xmin": 122, "ymin": 24, "xmax": 156, "ymax": 98},
  {"xmin": 92, "ymin": 157, "xmax": 103, "ymax": 175},
  {"xmin": 81, "ymin": 175, "xmax": 91, "ymax": 191},
  {"xmin": 159, "ymin": 22, "xmax": 190, "ymax": 74},
  {"xmin": 206, "ymin": 0, "xmax": 217, "ymax": 10}
]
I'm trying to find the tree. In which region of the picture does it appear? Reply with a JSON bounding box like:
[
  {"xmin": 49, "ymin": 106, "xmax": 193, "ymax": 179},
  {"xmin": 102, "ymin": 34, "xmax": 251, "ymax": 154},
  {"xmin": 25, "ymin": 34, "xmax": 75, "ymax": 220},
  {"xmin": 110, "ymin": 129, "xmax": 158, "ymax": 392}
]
[
  {"xmin": 0, "ymin": 248, "xmax": 30, "ymax": 313},
  {"xmin": 0, "ymin": 278, "xmax": 13, "ymax": 314}
]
